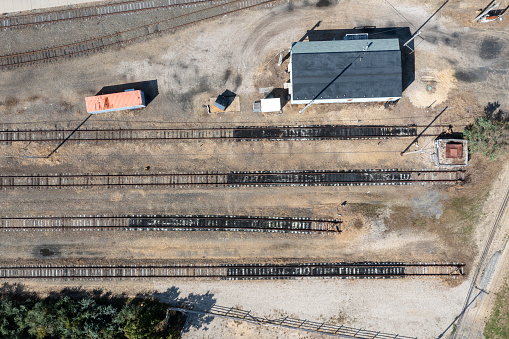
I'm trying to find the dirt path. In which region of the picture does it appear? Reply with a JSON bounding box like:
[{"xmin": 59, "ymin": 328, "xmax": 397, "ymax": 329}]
[{"xmin": 452, "ymin": 160, "xmax": 509, "ymax": 338}]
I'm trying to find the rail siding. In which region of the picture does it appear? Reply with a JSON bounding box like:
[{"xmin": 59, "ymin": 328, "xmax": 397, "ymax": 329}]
[
  {"xmin": 0, "ymin": 262, "xmax": 465, "ymax": 280},
  {"xmin": 0, "ymin": 125, "xmax": 418, "ymax": 143},
  {"xmin": 1, "ymin": 0, "xmax": 211, "ymax": 30},
  {"xmin": 0, "ymin": 215, "xmax": 341, "ymax": 235},
  {"xmin": 0, "ymin": 169, "xmax": 465, "ymax": 189},
  {"xmin": 0, "ymin": 0, "xmax": 278, "ymax": 69}
]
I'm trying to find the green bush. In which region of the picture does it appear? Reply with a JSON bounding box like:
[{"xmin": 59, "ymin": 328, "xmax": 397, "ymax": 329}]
[
  {"xmin": 464, "ymin": 115, "xmax": 509, "ymax": 161},
  {"xmin": 0, "ymin": 293, "xmax": 182, "ymax": 339}
]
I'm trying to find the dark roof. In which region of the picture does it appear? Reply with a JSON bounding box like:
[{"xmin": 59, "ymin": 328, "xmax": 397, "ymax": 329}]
[{"xmin": 291, "ymin": 39, "xmax": 402, "ymax": 101}]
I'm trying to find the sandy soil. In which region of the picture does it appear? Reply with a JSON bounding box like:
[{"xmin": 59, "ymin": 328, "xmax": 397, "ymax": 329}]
[{"xmin": 0, "ymin": 0, "xmax": 509, "ymax": 338}]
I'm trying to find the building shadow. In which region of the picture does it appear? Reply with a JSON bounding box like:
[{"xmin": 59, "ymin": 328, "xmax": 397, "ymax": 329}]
[
  {"xmin": 305, "ymin": 27, "xmax": 415, "ymax": 92},
  {"xmin": 437, "ymin": 131, "xmax": 464, "ymax": 139},
  {"xmin": 267, "ymin": 88, "xmax": 289, "ymax": 108},
  {"xmin": 95, "ymin": 79, "xmax": 159, "ymax": 106}
]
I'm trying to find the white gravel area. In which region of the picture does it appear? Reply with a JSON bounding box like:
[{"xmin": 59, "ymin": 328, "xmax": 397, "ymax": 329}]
[{"xmin": 152, "ymin": 278, "xmax": 469, "ymax": 338}]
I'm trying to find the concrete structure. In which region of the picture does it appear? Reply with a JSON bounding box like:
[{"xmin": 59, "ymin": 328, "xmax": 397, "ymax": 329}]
[
  {"xmin": 288, "ymin": 39, "xmax": 402, "ymax": 105},
  {"xmin": 85, "ymin": 90, "xmax": 146, "ymax": 114},
  {"xmin": 433, "ymin": 139, "xmax": 468, "ymax": 167},
  {"xmin": 0, "ymin": 0, "xmax": 103, "ymax": 14}
]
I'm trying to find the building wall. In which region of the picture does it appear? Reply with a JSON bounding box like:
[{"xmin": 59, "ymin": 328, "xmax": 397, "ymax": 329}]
[
  {"xmin": 290, "ymin": 96, "xmax": 401, "ymax": 105},
  {"xmin": 88, "ymin": 104, "xmax": 146, "ymax": 115}
]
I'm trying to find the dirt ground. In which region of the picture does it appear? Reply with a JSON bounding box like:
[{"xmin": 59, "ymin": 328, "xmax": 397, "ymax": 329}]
[{"xmin": 1, "ymin": 0, "xmax": 509, "ymax": 338}]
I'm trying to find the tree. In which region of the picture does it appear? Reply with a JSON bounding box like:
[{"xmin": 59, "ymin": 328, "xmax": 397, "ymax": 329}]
[
  {"xmin": 123, "ymin": 300, "xmax": 179, "ymax": 339},
  {"xmin": 0, "ymin": 285, "xmax": 186, "ymax": 339},
  {"xmin": 464, "ymin": 115, "xmax": 509, "ymax": 161},
  {"xmin": 26, "ymin": 302, "xmax": 55, "ymax": 339}
]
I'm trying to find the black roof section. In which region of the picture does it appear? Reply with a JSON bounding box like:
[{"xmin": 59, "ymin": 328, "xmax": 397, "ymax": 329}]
[{"xmin": 291, "ymin": 39, "xmax": 402, "ymax": 101}]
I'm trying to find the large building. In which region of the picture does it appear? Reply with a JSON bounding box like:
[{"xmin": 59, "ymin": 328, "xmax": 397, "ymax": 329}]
[
  {"xmin": 85, "ymin": 89, "xmax": 146, "ymax": 114},
  {"xmin": 288, "ymin": 39, "xmax": 402, "ymax": 105}
]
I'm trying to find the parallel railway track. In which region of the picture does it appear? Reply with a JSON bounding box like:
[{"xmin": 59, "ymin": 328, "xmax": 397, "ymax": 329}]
[
  {"xmin": 0, "ymin": 214, "xmax": 341, "ymax": 234},
  {"xmin": 0, "ymin": 0, "xmax": 210, "ymax": 30},
  {"xmin": 0, "ymin": 262, "xmax": 465, "ymax": 280},
  {"xmin": 0, "ymin": 0, "xmax": 277, "ymax": 69},
  {"xmin": 0, "ymin": 169, "xmax": 465, "ymax": 189},
  {"xmin": 0, "ymin": 125, "xmax": 418, "ymax": 143},
  {"xmin": 453, "ymin": 185, "xmax": 509, "ymax": 338}
]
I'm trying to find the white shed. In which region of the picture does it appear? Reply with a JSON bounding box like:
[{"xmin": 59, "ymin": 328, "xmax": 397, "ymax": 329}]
[{"xmin": 260, "ymin": 98, "xmax": 281, "ymax": 113}]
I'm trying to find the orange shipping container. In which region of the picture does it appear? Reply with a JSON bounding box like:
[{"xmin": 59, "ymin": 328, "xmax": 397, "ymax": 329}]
[{"xmin": 85, "ymin": 90, "xmax": 146, "ymax": 114}]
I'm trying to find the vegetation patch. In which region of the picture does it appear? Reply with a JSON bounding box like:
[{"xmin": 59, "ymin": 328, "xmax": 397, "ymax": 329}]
[
  {"xmin": 350, "ymin": 203, "xmax": 383, "ymax": 219},
  {"xmin": 445, "ymin": 196, "xmax": 482, "ymax": 236},
  {"xmin": 386, "ymin": 205, "xmax": 429, "ymax": 230},
  {"xmin": 484, "ymin": 281, "xmax": 509, "ymax": 339},
  {"xmin": 0, "ymin": 285, "xmax": 186, "ymax": 339},
  {"xmin": 464, "ymin": 102, "xmax": 509, "ymax": 161}
]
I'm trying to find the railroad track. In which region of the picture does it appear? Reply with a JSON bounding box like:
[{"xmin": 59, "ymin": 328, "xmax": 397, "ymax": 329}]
[
  {"xmin": 0, "ymin": 125, "xmax": 418, "ymax": 143},
  {"xmin": 171, "ymin": 304, "xmax": 418, "ymax": 339},
  {"xmin": 453, "ymin": 185, "xmax": 509, "ymax": 338},
  {"xmin": 0, "ymin": 0, "xmax": 277, "ymax": 69},
  {"xmin": 0, "ymin": 214, "xmax": 341, "ymax": 235},
  {"xmin": 0, "ymin": 262, "xmax": 465, "ymax": 280},
  {"xmin": 0, "ymin": 169, "xmax": 465, "ymax": 189},
  {"xmin": 0, "ymin": 0, "xmax": 210, "ymax": 30}
]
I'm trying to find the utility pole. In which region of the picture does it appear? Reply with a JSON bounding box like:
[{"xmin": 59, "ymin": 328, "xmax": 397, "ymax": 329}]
[
  {"xmin": 400, "ymin": 106, "xmax": 448, "ymax": 156},
  {"xmin": 403, "ymin": 0, "xmax": 450, "ymax": 52},
  {"xmin": 403, "ymin": 31, "xmax": 421, "ymax": 53},
  {"xmin": 277, "ymin": 50, "xmax": 285, "ymax": 66}
]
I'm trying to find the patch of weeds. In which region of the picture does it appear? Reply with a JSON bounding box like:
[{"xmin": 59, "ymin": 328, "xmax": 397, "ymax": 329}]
[
  {"xmin": 441, "ymin": 192, "xmax": 487, "ymax": 238},
  {"xmin": 351, "ymin": 218, "xmax": 363, "ymax": 229},
  {"xmin": 350, "ymin": 203, "xmax": 383, "ymax": 219},
  {"xmin": 351, "ymin": 204, "xmax": 433, "ymax": 231},
  {"xmin": 484, "ymin": 281, "xmax": 509, "ymax": 338},
  {"xmin": 464, "ymin": 104, "xmax": 509, "ymax": 161},
  {"xmin": 385, "ymin": 205, "xmax": 431, "ymax": 231},
  {"xmin": 327, "ymin": 311, "xmax": 347, "ymax": 325}
]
